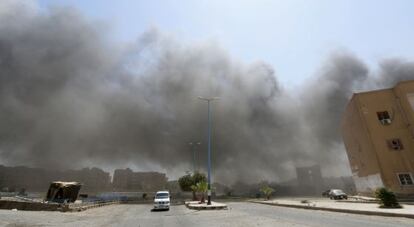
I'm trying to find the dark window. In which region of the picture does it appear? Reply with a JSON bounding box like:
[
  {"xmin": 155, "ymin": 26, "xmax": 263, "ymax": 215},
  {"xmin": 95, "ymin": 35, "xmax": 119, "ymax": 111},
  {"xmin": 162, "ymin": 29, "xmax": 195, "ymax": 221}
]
[
  {"xmin": 377, "ymin": 111, "xmax": 391, "ymax": 125},
  {"xmin": 398, "ymin": 173, "xmax": 413, "ymax": 185},
  {"xmin": 387, "ymin": 139, "xmax": 403, "ymax": 150}
]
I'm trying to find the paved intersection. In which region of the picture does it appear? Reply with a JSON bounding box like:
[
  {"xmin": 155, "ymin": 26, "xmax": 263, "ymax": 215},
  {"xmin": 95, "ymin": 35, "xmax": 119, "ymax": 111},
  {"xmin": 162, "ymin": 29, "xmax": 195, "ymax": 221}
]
[{"xmin": 0, "ymin": 202, "xmax": 413, "ymax": 227}]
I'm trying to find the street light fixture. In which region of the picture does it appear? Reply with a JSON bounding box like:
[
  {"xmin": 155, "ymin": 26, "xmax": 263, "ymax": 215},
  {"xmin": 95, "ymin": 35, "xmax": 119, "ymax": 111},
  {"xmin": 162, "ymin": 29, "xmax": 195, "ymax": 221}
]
[
  {"xmin": 189, "ymin": 142, "xmax": 201, "ymax": 173},
  {"xmin": 198, "ymin": 96, "xmax": 220, "ymax": 205}
]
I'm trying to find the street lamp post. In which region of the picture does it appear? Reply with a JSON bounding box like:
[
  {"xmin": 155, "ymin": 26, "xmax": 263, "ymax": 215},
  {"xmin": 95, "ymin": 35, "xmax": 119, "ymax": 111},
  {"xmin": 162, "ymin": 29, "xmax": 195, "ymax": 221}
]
[
  {"xmin": 198, "ymin": 96, "xmax": 219, "ymax": 205},
  {"xmin": 189, "ymin": 142, "xmax": 201, "ymax": 173}
]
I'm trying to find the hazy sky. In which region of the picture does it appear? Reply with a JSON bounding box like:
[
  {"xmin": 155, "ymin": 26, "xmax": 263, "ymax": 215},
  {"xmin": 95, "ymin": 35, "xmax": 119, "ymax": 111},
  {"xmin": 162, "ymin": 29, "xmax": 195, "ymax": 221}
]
[
  {"xmin": 2, "ymin": 0, "xmax": 414, "ymax": 182},
  {"xmin": 37, "ymin": 0, "xmax": 414, "ymax": 88}
]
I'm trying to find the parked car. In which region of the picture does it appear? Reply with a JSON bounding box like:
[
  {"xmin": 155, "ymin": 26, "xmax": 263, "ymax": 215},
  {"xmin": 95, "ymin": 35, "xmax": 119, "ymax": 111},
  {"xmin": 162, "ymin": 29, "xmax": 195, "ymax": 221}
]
[
  {"xmin": 153, "ymin": 191, "xmax": 170, "ymax": 211},
  {"xmin": 328, "ymin": 189, "xmax": 348, "ymax": 200}
]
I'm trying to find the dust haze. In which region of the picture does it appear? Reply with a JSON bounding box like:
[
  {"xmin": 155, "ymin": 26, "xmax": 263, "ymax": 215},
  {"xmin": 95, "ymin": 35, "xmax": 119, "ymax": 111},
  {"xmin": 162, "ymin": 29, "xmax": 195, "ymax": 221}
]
[{"xmin": 0, "ymin": 2, "xmax": 413, "ymax": 183}]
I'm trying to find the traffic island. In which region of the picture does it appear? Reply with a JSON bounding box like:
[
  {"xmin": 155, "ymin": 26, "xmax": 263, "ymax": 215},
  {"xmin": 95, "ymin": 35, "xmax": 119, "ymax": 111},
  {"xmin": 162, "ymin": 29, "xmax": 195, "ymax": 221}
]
[{"xmin": 185, "ymin": 201, "xmax": 227, "ymax": 210}]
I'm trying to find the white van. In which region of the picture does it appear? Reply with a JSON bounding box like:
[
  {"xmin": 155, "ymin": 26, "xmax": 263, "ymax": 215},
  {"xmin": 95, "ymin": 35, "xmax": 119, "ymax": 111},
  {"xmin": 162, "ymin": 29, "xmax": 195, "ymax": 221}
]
[{"xmin": 153, "ymin": 191, "xmax": 170, "ymax": 211}]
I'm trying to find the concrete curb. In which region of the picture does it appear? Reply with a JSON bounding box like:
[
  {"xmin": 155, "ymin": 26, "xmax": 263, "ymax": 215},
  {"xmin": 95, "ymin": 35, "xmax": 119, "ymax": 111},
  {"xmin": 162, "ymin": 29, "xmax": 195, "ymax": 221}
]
[
  {"xmin": 65, "ymin": 201, "xmax": 120, "ymax": 212},
  {"xmin": 250, "ymin": 201, "xmax": 414, "ymax": 219},
  {"xmin": 185, "ymin": 201, "xmax": 228, "ymax": 210}
]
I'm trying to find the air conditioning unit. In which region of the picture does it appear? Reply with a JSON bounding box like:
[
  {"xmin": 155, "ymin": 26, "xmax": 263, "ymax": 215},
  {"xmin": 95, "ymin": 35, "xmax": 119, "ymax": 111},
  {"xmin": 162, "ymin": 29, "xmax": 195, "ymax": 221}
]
[{"xmin": 380, "ymin": 119, "xmax": 392, "ymax": 125}]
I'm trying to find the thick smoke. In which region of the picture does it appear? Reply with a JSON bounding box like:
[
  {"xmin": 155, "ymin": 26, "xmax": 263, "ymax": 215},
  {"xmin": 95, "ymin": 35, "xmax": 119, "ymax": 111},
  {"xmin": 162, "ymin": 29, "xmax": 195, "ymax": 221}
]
[{"xmin": 1, "ymin": 2, "xmax": 413, "ymax": 183}]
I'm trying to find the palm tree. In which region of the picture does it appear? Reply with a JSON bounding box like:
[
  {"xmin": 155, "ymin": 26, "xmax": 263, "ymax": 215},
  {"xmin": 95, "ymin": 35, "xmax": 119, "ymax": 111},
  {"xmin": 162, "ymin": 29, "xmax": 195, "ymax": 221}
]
[
  {"xmin": 197, "ymin": 181, "xmax": 208, "ymax": 203},
  {"xmin": 190, "ymin": 184, "xmax": 198, "ymax": 201},
  {"xmin": 260, "ymin": 185, "xmax": 275, "ymax": 200},
  {"xmin": 191, "ymin": 181, "xmax": 208, "ymax": 203}
]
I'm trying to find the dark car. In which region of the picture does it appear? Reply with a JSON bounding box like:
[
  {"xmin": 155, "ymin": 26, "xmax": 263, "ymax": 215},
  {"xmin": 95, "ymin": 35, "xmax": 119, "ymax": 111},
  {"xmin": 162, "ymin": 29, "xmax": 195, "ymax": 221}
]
[{"xmin": 328, "ymin": 189, "xmax": 348, "ymax": 200}]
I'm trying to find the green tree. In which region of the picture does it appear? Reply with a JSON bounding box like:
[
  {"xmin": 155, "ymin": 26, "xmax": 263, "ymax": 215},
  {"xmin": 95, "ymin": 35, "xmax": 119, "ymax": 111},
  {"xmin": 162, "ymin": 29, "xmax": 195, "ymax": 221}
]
[
  {"xmin": 178, "ymin": 174, "xmax": 193, "ymax": 191},
  {"xmin": 178, "ymin": 172, "xmax": 207, "ymax": 201},
  {"xmin": 260, "ymin": 185, "xmax": 275, "ymax": 200},
  {"xmin": 193, "ymin": 172, "xmax": 207, "ymax": 185},
  {"xmin": 374, "ymin": 187, "xmax": 402, "ymax": 208}
]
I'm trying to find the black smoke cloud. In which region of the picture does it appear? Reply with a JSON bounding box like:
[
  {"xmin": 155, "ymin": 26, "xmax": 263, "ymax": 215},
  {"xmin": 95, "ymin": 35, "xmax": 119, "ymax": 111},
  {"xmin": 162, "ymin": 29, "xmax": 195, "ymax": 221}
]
[{"xmin": 0, "ymin": 2, "xmax": 413, "ymax": 183}]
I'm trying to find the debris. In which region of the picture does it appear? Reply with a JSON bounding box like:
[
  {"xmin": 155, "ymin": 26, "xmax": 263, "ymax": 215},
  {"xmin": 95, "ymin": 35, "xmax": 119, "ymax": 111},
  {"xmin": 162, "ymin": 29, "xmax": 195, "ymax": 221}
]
[{"xmin": 46, "ymin": 181, "xmax": 82, "ymax": 203}]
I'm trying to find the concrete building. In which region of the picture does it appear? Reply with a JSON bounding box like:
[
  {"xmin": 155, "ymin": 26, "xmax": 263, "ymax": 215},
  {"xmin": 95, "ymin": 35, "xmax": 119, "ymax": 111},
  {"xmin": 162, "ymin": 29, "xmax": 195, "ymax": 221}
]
[
  {"xmin": 342, "ymin": 80, "xmax": 414, "ymax": 195},
  {"xmin": 0, "ymin": 165, "xmax": 111, "ymax": 193},
  {"xmin": 112, "ymin": 168, "xmax": 167, "ymax": 191},
  {"xmin": 295, "ymin": 165, "xmax": 325, "ymax": 195}
]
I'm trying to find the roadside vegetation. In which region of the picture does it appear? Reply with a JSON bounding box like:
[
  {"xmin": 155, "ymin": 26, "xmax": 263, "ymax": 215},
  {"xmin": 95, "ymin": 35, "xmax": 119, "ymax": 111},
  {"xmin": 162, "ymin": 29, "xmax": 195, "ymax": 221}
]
[
  {"xmin": 178, "ymin": 172, "xmax": 207, "ymax": 202},
  {"xmin": 374, "ymin": 187, "xmax": 402, "ymax": 208},
  {"xmin": 260, "ymin": 185, "xmax": 275, "ymax": 200}
]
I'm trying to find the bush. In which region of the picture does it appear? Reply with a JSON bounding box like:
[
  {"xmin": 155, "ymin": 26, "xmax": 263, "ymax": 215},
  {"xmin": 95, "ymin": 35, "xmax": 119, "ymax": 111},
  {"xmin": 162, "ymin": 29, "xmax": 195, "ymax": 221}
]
[
  {"xmin": 374, "ymin": 187, "xmax": 402, "ymax": 208},
  {"xmin": 260, "ymin": 185, "xmax": 275, "ymax": 200}
]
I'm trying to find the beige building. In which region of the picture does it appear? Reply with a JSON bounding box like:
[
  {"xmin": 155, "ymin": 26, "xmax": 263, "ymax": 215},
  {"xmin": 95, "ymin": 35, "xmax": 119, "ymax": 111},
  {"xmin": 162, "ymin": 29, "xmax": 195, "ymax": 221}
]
[
  {"xmin": 342, "ymin": 80, "xmax": 414, "ymax": 195},
  {"xmin": 112, "ymin": 168, "xmax": 168, "ymax": 191}
]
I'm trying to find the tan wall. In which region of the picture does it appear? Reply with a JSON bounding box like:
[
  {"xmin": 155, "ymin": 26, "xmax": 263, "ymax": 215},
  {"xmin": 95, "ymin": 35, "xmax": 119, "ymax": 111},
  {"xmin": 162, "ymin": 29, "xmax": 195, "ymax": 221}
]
[
  {"xmin": 342, "ymin": 81, "xmax": 414, "ymax": 195},
  {"xmin": 341, "ymin": 95, "xmax": 384, "ymax": 194}
]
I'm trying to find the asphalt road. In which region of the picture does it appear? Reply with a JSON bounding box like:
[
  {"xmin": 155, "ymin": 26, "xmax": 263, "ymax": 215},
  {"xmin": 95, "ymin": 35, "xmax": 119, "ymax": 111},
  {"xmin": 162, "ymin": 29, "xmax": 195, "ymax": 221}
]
[{"xmin": 0, "ymin": 202, "xmax": 413, "ymax": 227}]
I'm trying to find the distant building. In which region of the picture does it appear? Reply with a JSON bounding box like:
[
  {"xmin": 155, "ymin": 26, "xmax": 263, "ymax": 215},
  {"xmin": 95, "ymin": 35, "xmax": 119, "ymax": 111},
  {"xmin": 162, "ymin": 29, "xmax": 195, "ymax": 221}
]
[
  {"xmin": 323, "ymin": 176, "xmax": 356, "ymax": 194},
  {"xmin": 0, "ymin": 165, "xmax": 111, "ymax": 193},
  {"xmin": 295, "ymin": 165, "xmax": 324, "ymax": 195},
  {"xmin": 112, "ymin": 168, "xmax": 167, "ymax": 191},
  {"xmin": 61, "ymin": 167, "xmax": 111, "ymax": 192},
  {"xmin": 342, "ymin": 80, "xmax": 414, "ymax": 195}
]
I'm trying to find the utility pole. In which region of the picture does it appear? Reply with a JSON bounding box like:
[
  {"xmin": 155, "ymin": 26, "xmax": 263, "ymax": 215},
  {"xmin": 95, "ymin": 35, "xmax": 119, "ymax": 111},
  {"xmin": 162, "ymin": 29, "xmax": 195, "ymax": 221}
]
[{"xmin": 198, "ymin": 96, "xmax": 219, "ymax": 205}]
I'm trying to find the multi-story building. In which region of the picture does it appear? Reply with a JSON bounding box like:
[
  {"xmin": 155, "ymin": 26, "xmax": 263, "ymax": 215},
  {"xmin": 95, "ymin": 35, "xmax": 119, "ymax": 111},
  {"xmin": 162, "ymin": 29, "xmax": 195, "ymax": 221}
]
[
  {"xmin": 342, "ymin": 80, "xmax": 414, "ymax": 195},
  {"xmin": 0, "ymin": 165, "xmax": 111, "ymax": 193},
  {"xmin": 112, "ymin": 168, "xmax": 167, "ymax": 191}
]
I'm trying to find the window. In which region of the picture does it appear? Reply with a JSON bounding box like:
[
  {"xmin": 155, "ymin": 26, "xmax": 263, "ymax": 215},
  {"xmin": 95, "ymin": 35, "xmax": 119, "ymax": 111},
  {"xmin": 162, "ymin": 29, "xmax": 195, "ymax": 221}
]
[
  {"xmin": 387, "ymin": 139, "xmax": 403, "ymax": 150},
  {"xmin": 377, "ymin": 111, "xmax": 391, "ymax": 125},
  {"xmin": 398, "ymin": 173, "xmax": 413, "ymax": 185}
]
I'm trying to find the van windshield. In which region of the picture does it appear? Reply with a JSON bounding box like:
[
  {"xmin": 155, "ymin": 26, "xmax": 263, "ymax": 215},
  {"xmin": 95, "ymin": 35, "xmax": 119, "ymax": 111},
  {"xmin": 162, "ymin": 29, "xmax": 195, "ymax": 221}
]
[{"xmin": 155, "ymin": 193, "xmax": 169, "ymax": 199}]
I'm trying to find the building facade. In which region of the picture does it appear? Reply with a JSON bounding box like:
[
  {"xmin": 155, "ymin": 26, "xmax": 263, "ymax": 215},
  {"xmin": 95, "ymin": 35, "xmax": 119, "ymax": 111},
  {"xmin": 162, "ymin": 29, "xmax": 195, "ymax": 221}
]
[
  {"xmin": 295, "ymin": 165, "xmax": 325, "ymax": 195},
  {"xmin": 0, "ymin": 165, "xmax": 111, "ymax": 193},
  {"xmin": 342, "ymin": 80, "xmax": 414, "ymax": 195},
  {"xmin": 112, "ymin": 168, "xmax": 167, "ymax": 192}
]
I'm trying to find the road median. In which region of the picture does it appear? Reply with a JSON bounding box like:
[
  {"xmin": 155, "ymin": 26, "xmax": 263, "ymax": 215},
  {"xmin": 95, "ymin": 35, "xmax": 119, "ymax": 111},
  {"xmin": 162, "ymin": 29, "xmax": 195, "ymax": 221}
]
[{"xmin": 185, "ymin": 201, "xmax": 227, "ymax": 210}]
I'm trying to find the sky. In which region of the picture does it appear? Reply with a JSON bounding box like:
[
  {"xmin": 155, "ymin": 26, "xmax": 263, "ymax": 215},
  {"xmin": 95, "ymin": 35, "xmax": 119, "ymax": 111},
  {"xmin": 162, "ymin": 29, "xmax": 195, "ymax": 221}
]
[
  {"xmin": 1, "ymin": 0, "xmax": 414, "ymax": 182},
  {"xmin": 36, "ymin": 0, "xmax": 414, "ymax": 88}
]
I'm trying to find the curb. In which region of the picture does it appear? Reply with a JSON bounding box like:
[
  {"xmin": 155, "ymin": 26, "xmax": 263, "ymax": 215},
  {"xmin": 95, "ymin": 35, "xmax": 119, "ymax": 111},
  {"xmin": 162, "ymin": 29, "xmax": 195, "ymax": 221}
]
[
  {"xmin": 250, "ymin": 201, "xmax": 414, "ymax": 219},
  {"xmin": 185, "ymin": 202, "xmax": 227, "ymax": 210},
  {"xmin": 65, "ymin": 201, "xmax": 120, "ymax": 212}
]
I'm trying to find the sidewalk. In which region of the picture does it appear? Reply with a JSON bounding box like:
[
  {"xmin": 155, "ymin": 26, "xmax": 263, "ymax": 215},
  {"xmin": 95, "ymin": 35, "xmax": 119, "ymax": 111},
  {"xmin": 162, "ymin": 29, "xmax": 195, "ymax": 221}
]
[
  {"xmin": 251, "ymin": 198, "xmax": 414, "ymax": 219},
  {"xmin": 185, "ymin": 201, "xmax": 227, "ymax": 210}
]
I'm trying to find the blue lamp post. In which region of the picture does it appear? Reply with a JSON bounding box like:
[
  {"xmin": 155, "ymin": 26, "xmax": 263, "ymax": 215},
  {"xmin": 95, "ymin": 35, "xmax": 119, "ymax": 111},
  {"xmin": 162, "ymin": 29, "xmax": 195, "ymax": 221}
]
[{"xmin": 198, "ymin": 96, "xmax": 219, "ymax": 205}]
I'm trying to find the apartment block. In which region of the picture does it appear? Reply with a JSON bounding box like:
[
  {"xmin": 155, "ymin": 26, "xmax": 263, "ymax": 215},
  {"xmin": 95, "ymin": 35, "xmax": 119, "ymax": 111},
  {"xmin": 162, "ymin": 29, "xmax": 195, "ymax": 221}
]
[{"xmin": 342, "ymin": 80, "xmax": 414, "ymax": 195}]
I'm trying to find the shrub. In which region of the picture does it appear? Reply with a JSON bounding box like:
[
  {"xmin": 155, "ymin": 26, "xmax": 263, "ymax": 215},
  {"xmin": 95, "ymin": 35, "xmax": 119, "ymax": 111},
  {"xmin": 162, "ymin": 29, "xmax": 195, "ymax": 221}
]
[
  {"xmin": 260, "ymin": 185, "xmax": 275, "ymax": 200},
  {"xmin": 374, "ymin": 187, "xmax": 402, "ymax": 208}
]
